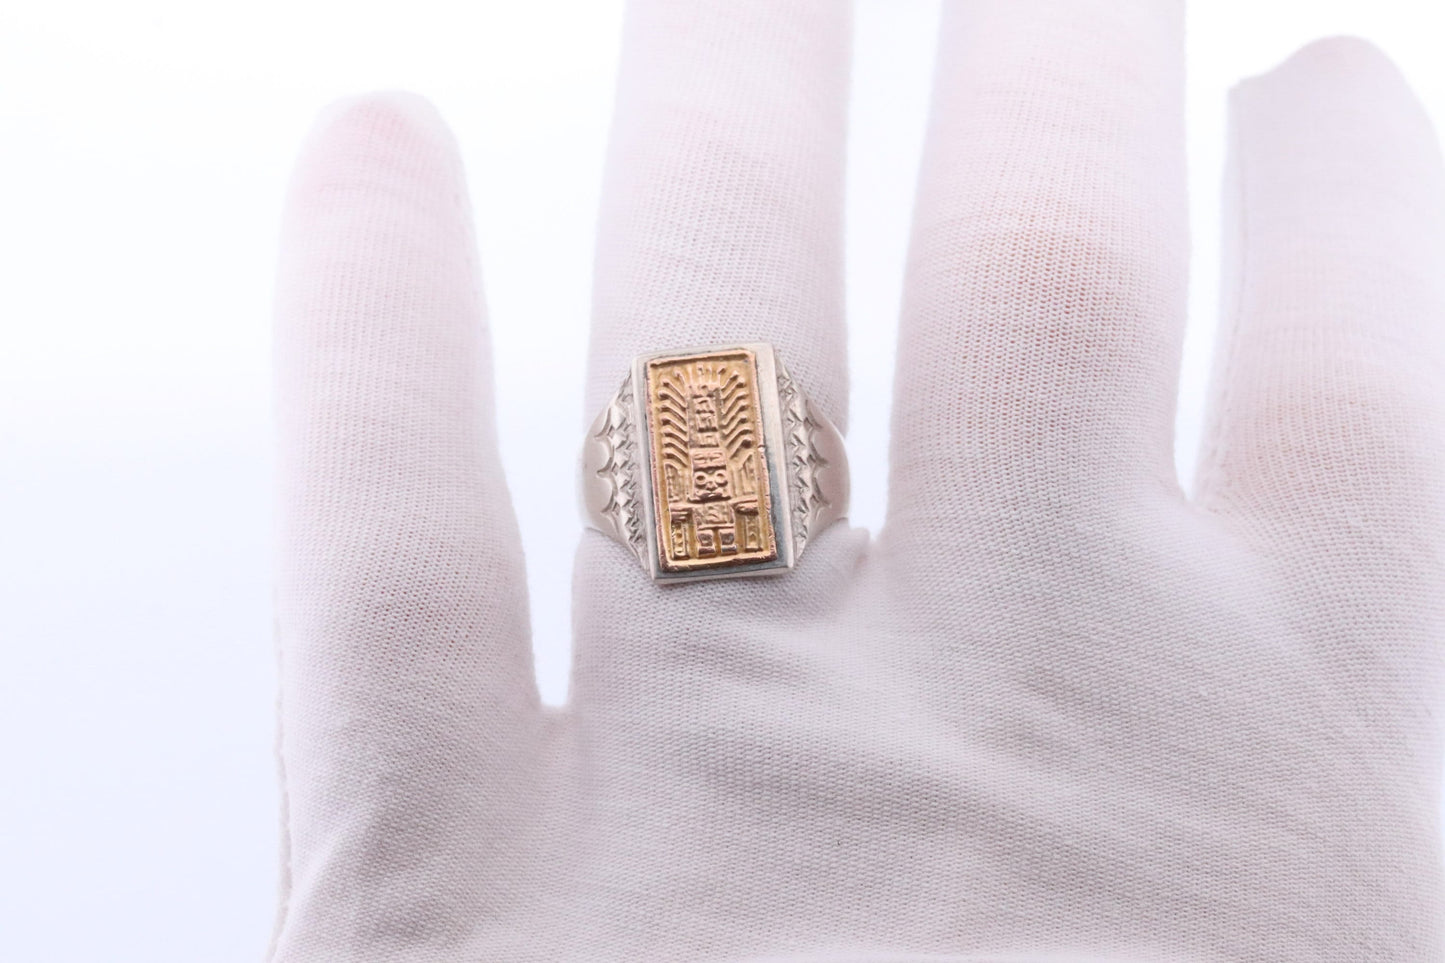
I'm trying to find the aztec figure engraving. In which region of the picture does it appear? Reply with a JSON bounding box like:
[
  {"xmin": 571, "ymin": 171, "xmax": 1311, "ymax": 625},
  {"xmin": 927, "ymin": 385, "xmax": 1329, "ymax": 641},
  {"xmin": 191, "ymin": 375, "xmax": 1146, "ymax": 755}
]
[{"xmin": 644, "ymin": 349, "xmax": 777, "ymax": 572}]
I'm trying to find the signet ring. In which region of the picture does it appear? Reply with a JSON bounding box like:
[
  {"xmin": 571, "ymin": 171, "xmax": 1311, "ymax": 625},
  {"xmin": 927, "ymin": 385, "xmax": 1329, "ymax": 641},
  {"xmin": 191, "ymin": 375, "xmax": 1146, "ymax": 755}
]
[{"xmin": 580, "ymin": 342, "xmax": 849, "ymax": 583}]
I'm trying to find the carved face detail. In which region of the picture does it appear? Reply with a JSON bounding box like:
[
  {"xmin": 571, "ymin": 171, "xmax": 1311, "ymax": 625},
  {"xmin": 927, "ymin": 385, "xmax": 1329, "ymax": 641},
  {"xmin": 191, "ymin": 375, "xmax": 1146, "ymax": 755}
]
[
  {"xmin": 690, "ymin": 450, "xmax": 731, "ymax": 502},
  {"xmin": 692, "ymin": 467, "xmax": 730, "ymax": 501}
]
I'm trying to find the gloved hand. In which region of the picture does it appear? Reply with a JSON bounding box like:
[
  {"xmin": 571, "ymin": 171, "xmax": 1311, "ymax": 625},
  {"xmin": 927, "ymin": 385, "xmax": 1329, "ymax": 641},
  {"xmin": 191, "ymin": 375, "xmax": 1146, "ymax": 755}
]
[{"xmin": 268, "ymin": 1, "xmax": 1445, "ymax": 960}]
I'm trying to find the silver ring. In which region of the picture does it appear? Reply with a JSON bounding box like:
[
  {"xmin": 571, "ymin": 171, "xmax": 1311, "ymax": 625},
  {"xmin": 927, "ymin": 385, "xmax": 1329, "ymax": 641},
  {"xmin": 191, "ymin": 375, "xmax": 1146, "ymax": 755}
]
[{"xmin": 580, "ymin": 342, "xmax": 849, "ymax": 583}]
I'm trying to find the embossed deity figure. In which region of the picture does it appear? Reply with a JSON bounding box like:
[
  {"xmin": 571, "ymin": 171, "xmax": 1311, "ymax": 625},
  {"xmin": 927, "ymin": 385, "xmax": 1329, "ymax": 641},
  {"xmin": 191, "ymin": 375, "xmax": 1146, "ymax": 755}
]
[
  {"xmin": 658, "ymin": 367, "xmax": 766, "ymax": 561},
  {"xmin": 687, "ymin": 446, "xmax": 737, "ymax": 557}
]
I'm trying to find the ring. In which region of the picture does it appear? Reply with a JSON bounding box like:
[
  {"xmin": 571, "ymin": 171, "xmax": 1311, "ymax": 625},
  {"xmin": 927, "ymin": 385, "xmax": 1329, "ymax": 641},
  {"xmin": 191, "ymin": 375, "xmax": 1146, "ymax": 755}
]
[{"xmin": 581, "ymin": 342, "xmax": 849, "ymax": 583}]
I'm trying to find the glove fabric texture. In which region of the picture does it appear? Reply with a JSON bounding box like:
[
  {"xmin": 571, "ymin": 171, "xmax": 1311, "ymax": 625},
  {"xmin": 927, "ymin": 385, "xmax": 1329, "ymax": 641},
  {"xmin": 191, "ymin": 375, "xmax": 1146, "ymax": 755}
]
[{"xmin": 269, "ymin": 1, "xmax": 1445, "ymax": 960}]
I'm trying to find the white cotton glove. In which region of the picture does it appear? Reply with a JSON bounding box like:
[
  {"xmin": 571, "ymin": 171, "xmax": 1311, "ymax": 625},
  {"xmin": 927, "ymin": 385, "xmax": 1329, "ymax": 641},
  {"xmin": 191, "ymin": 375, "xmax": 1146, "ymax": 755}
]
[{"xmin": 268, "ymin": 1, "xmax": 1445, "ymax": 960}]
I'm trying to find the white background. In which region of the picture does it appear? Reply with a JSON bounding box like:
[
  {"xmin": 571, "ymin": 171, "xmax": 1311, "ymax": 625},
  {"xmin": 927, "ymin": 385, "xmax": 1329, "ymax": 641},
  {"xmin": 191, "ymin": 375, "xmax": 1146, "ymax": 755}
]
[{"xmin": 2, "ymin": 1, "xmax": 1442, "ymax": 959}]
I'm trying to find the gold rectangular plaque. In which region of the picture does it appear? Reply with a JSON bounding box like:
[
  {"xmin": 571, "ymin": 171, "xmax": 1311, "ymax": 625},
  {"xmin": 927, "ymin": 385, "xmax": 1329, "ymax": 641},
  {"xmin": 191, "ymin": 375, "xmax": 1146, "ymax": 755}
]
[{"xmin": 644, "ymin": 348, "xmax": 777, "ymax": 573}]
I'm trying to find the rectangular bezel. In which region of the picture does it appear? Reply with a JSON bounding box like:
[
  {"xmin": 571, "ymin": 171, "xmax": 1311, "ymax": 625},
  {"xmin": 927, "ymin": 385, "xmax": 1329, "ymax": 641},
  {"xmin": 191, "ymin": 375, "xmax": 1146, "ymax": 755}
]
[{"xmin": 632, "ymin": 342, "xmax": 795, "ymax": 582}]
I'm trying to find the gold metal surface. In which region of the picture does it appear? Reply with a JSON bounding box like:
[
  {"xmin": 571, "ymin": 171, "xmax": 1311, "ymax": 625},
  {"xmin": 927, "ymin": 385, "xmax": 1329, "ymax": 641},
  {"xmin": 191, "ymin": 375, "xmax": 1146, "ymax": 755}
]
[{"xmin": 644, "ymin": 348, "xmax": 776, "ymax": 573}]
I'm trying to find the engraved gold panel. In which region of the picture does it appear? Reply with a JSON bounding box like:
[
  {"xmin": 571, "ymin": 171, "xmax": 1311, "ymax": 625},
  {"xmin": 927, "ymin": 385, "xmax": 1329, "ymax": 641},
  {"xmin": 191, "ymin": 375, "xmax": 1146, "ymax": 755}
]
[{"xmin": 644, "ymin": 348, "xmax": 776, "ymax": 573}]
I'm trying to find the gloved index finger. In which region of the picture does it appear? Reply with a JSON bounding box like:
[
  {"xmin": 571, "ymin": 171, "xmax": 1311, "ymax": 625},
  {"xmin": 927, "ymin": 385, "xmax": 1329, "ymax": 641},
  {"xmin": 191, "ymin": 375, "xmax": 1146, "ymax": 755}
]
[{"xmin": 885, "ymin": 0, "xmax": 1190, "ymax": 569}]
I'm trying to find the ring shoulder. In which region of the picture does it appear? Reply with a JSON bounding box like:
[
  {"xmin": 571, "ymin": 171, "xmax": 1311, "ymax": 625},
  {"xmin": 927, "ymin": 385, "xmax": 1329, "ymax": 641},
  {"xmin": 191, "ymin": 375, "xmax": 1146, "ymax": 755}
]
[
  {"xmin": 777, "ymin": 362, "xmax": 849, "ymax": 551},
  {"xmin": 580, "ymin": 373, "xmax": 649, "ymax": 562}
]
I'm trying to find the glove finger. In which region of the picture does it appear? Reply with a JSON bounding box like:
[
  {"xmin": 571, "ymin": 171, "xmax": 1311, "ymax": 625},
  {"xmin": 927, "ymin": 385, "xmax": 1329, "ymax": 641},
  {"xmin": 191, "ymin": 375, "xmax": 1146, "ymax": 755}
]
[
  {"xmin": 883, "ymin": 0, "xmax": 1188, "ymax": 570},
  {"xmin": 1195, "ymin": 39, "xmax": 1445, "ymax": 610},
  {"xmin": 574, "ymin": 0, "xmax": 856, "ymax": 651},
  {"xmin": 272, "ymin": 93, "xmax": 541, "ymax": 953},
  {"xmin": 563, "ymin": 2, "xmax": 866, "ymax": 923},
  {"xmin": 582, "ymin": 0, "xmax": 849, "ymax": 430}
]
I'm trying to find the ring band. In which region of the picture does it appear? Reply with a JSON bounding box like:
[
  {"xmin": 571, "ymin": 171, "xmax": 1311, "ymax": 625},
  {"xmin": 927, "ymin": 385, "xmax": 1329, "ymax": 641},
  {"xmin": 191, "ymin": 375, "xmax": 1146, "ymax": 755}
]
[{"xmin": 580, "ymin": 342, "xmax": 848, "ymax": 583}]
